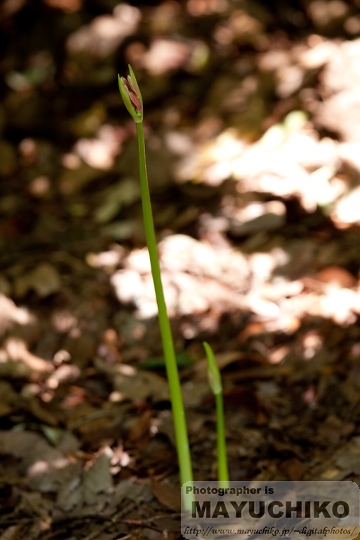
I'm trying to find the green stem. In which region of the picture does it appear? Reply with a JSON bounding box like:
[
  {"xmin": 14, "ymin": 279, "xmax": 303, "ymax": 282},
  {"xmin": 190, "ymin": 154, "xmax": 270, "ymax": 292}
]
[
  {"xmin": 215, "ymin": 392, "xmax": 229, "ymax": 487},
  {"xmin": 203, "ymin": 341, "xmax": 229, "ymax": 486},
  {"xmin": 136, "ymin": 122, "xmax": 193, "ymax": 491}
]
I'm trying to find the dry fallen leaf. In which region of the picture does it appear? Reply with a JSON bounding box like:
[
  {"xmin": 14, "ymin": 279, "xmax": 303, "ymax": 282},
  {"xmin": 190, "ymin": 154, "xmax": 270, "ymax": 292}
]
[
  {"xmin": 95, "ymin": 357, "xmax": 170, "ymax": 402},
  {"xmin": 315, "ymin": 266, "xmax": 357, "ymax": 288},
  {"xmin": 4, "ymin": 337, "xmax": 53, "ymax": 373},
  {"xmin": 14, "ymin": 263, "xmax": 61, "ymax": 298},
  {"xmin": 150, "ymin": 478, "xmax": 181, "ymax": 512},
  {"xmin": 82, "ymin": 448, "xmax": 113, "ymax": 505},
  {"xmin": 0, "ymin": 294, "xmax": 35, "ymax": 335},
  {"xmin": 0, "ymin": 430, "xmax": 82, "ymax": 492}
]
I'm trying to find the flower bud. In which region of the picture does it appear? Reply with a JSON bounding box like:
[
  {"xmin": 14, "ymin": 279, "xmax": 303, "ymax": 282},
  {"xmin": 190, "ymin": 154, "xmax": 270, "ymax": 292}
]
[{"xmin": 118, "ymin": 65, "xmax": 143, "ymax": 123}]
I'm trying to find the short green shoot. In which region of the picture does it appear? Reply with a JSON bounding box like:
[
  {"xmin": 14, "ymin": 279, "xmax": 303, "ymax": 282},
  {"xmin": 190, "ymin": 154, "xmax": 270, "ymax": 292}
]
[{"xmin": 203, "ymin": 341, "xmax": 229, "ymax": 487}]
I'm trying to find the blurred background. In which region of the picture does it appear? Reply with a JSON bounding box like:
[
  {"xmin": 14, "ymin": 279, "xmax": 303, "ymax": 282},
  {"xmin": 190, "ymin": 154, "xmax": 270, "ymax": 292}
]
[{"xmin": 2, "ymin": 0, "xmax": 360, "ymax": 346}]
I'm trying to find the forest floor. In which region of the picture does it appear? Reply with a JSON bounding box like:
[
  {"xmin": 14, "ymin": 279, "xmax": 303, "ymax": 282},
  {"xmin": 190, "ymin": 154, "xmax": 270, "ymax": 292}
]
[{"xmin": 1, "ymin": 1, "xmax": 360, "ymax": 538}]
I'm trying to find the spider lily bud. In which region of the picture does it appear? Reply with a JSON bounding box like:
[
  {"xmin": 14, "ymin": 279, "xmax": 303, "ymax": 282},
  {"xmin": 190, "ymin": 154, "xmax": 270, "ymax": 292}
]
[
  {"xmin": 204, "ymin": 342, "xmax": 222, "ymax": 395},
  {"xmin": 118, "ymin": 65, "xmax": 143, "ymax": 123}
]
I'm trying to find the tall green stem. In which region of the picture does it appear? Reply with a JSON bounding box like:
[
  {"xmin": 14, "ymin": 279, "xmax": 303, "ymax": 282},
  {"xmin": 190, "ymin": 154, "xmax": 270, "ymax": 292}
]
[{"xmin": 136, "ymin": 122, "xmax": 193, "ymax": 490}]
